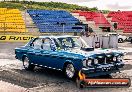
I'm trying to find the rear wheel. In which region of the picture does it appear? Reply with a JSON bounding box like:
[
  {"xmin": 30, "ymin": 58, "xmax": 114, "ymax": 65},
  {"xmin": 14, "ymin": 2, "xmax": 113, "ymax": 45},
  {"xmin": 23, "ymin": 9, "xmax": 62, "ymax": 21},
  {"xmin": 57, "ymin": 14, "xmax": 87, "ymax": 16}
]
[
  {"xmin": 23, "ymin": 56, "xmax": 35, "ymax": 71},
  {"xmin": 118, "ymin": 38, "xmax": 123, "ymax": 43},
  {"xmin": 131, "ymin": 39, "xmax": 132, "ymax": 43},
  {"xmin": 64, "ymin": 63, "xmax": 76, "ymax": 79}
]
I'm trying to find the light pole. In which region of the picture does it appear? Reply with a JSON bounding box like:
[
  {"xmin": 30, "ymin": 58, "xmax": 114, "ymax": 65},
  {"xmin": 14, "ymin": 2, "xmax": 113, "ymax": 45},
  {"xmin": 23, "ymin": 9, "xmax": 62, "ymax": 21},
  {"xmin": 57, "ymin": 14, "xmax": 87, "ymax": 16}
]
[
  {"xmin": 63, "ymin": 24, "xmax": 64, "ymax": 34},
  {"xmin": 60, "ymin": 23, "xmax": 66, "ymax": 35}
]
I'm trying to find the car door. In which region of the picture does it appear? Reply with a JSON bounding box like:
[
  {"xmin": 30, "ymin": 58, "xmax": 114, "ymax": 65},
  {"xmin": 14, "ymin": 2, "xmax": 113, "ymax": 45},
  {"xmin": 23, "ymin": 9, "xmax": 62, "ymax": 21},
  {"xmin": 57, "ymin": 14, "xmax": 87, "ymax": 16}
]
[
  {"xmin": 40, "ymin": 38, "xmax": 56, "ymax": 67},
  {"xmin": 27, "ymin": 38, "xmax": 43, "ymax": 65}
]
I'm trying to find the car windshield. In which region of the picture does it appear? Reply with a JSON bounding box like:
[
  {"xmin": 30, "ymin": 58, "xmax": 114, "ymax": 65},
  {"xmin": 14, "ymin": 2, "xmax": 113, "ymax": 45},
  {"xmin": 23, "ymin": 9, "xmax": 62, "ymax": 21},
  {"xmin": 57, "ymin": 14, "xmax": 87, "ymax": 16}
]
[{"xmin": 54, "ymin": 37, "xmax": 89, "ymax": 50}]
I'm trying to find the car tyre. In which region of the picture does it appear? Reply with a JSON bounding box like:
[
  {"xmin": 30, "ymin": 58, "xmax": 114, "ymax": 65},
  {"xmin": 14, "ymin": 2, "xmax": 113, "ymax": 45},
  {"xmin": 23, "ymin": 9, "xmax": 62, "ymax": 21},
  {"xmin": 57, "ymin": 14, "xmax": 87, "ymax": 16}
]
[
  {"xmin": 118, "ymin": 38, "xmax": 123, "ymax": 43},
  {"xmin": 23, "ymin": 56, "xmax": 35, "ymax": 71},
  {"xmin": 131, "ymin": 39, "xmax": 132, "ymax": 43},
  {"xmin": 64, "ymin": 63, "xmax": 76, "ymax": 79}
]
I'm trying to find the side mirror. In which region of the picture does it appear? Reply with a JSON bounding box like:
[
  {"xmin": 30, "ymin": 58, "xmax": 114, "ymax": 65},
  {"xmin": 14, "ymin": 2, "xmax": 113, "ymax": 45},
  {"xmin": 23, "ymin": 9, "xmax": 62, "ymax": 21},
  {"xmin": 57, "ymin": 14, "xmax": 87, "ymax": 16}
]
[
  {"xmin": 50, "ymin": 44, "xmax": 56, "ymax": 51},
  {"xmin": 30, "ymin": 43, "xmax": 34, "ymax": 47}
]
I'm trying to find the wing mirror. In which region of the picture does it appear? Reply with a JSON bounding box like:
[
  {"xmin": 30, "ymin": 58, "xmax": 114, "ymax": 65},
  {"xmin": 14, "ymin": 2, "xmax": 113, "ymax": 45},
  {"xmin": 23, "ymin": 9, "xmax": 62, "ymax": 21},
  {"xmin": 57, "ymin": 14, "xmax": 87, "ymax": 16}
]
[
  {"xmin": 50, "ymin": 44, "xmax": 56, "ymax": 51},
  {"xmin": 30, "ymin": 43, "xmax": 34, "ymax": 47}
]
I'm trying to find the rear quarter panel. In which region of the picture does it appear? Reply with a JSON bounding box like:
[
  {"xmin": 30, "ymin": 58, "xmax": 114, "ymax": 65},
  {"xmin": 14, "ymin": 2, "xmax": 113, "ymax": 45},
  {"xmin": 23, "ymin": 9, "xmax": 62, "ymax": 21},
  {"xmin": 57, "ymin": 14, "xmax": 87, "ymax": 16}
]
[{"xmin": 15, "ymin": 46, "xmax": 29, "ymax": 61}]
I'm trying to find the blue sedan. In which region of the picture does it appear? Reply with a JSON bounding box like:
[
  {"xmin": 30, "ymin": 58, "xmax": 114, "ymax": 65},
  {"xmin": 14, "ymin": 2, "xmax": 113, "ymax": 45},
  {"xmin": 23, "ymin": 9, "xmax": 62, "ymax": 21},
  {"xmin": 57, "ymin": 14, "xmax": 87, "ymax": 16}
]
[{"xmin": 15, "ymin": 35, "xmax": 124, "ymax": 79}]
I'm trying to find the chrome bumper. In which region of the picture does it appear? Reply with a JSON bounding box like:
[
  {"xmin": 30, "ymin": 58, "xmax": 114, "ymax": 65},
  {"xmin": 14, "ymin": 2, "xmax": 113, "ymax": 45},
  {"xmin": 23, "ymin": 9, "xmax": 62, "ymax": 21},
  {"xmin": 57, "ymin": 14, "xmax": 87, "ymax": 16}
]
[{"xmin": 81, "ymin": 61, "xmax": 124, "ymax": 77}]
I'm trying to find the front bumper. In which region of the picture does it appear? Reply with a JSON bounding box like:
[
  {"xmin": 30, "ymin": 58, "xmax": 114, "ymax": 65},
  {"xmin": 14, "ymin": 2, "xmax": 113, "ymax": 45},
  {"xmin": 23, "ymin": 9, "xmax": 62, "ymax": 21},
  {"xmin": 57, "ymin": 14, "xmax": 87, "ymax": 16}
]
[{"xmin": 81, "ymin": 61, "xmax": 124, "ymax": 77}]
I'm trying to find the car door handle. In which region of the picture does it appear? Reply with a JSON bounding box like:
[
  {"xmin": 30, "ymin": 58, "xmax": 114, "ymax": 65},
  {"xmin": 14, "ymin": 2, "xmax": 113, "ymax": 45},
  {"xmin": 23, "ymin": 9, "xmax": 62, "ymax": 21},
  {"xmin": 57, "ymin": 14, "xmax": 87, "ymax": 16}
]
[
  {"xmin": 42, "ymin": 53, "xmax": 50, "ymax": 57},
  {"xmin": 34, "ymin": 52, "xmax": 42, "ymax": 56},
  {"xmin": 42, "ymin": 52, "xmax": 49, "ymax": 54},
  {"xmin": 28, "ymin": 52, "xmax": 35, "ymax": 55},
  {"xmin": 28, "ymin": 51, "xmax": 42, "ymax": 56},
  {"xmin": 50, "ymin": 54, "xmax": 58, "ymax": 58},
  {"xmin": 35, "ymin": 53, "xmax": 42, "ymax": 56},
  {"xmin": 58, "ymin": 55, "xmax": 66, "ymax": 59}
]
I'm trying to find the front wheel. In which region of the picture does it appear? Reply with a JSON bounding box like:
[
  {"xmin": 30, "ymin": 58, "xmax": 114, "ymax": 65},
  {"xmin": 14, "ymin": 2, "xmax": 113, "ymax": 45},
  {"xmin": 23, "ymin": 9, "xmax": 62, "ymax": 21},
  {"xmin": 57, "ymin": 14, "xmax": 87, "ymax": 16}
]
[
  {"xmin": 64, "ymin": 63, "xmax": 76, "ymax": 79},
  {"xmin": 23, "ymin": 56, "xmax": 35, "ymax": 71}
]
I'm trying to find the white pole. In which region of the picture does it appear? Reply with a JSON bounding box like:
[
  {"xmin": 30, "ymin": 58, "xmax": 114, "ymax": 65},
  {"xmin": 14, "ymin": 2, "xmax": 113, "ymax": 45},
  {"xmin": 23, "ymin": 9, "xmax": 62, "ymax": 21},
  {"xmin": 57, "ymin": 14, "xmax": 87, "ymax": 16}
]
[{"xmin": 63, "ymin": 24, "xmax": 64, "ymax": 35}]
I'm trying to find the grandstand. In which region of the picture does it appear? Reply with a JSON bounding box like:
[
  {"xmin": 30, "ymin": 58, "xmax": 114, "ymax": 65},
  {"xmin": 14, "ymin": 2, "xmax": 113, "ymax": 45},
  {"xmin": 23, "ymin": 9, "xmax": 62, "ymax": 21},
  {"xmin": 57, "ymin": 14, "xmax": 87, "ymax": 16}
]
[
  {"xmin": 107, "ymin": 11, "xmax": 132, "ymax": 33},
  {"xmin": 0, "ymin": 8, "xmax": 27, "ymax": 33},
  {"xmin": 0, "ymin": 7, "xmax": 131, "ymax": 35},
  {"xmin": 72, "ymin": 11, "xmax": 112, "ymax": 33},
  {"xmin": 27, "ymin": 10, "xmax": 85, "ymax": 33}
]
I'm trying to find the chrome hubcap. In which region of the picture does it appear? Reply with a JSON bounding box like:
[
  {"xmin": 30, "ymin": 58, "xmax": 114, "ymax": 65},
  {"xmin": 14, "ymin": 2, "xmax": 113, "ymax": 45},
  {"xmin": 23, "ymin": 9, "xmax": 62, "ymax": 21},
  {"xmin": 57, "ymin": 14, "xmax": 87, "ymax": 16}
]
[
  {"xmin": 119, "ymin": 39, "xmax": 122, "ymax": 42},
  {"xmin": 24, "ymin": 57, "xmax": 29, "ymax": 68},
  {"xmin": 66, "ymin": 64, "xmax": 75, "ymax": 78}
]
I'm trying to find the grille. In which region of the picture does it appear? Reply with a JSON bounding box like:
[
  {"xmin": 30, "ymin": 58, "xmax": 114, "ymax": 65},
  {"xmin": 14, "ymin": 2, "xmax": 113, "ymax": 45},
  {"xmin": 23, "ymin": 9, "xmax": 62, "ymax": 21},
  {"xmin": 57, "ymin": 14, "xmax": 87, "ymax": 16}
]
[
  {"xmin": 106, "ymin": 56, "xmax": 113, "ymax": 63},
  {"xmin": 98, "ymin": 58, "xmax": 105, "ymax": 64},
  {"xmin": 97, "ymin": 56, "xmax": 113, "ymax": 64}
]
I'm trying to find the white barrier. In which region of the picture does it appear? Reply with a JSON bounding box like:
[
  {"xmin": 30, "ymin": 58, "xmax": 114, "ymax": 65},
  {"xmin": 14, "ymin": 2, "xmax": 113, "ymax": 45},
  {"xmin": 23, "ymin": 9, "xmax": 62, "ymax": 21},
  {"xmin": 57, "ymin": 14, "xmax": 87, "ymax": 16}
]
[
  {"xmin": 81, "ymin": 36, "xmax": 94, "ymax": 47},
  {"xmin": 81, "ymin": 34, "xmax": 118, "ymax": 49},
  {"xmin": 102, "ymin": 36, "xmax": 109, "ymax": 48},
  {"xmin": 109, "ymin": 34, "xmax": 118, "ymax": 48}
]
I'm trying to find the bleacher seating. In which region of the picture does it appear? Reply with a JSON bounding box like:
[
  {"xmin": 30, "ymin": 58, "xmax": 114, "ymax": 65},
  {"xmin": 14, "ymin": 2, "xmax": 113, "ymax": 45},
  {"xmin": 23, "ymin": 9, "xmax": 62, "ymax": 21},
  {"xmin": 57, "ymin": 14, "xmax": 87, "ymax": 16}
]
[
  {"xmin": 27, "ymin": 10, "xmax": 84, "ymax": 32},
  {"xmin": 107, "ymin": 11, "xmax": 132, "ymax": 33},
  {"xmin": 73, "ymin": 11, "xmax": 111, "ymax": 27},
  {"xmin": 0, "ymin": 8, "xmax": 27, "ymax": 32}
]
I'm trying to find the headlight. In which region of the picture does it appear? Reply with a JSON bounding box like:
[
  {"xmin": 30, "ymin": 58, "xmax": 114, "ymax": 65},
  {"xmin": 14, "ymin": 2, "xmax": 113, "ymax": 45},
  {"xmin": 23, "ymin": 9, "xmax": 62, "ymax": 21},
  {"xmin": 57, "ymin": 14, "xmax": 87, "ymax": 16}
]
[
  {"xmin": 94, "ymin": 59, "xmax": 98, "ymax": 64},
  {"xmin": 106, "ymin": 55, "xmax": 111, "ymax": 58},
  {"xmin": 87, "ymin": 59, "xmax": 92, "ymax": 66},
  {"xmin": 83, "ymin": 59, "xmax": 87, "ymax": 67},
  {"xmin": 83, "ymin": 59, "xmax": 92, "ymax": 66},
  {"xmin": 113, "ymin": 57, "xmax": 117, "ymax": 61},
  {"xmin": 117, "ymin": 56, "xmax": 123, "ymax": 61}
]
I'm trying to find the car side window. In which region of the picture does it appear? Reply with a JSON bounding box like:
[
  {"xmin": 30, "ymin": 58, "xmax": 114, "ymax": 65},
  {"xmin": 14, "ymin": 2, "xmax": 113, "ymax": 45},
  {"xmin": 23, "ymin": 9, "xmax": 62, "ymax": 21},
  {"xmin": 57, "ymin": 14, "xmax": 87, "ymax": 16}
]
[
  {"xmin": 32, "ymin": 38, "xmax": 42, "ymax": 49},
  {"xmin": 42, "ymin": 38, "xmax": 52, "ymax": 51}
]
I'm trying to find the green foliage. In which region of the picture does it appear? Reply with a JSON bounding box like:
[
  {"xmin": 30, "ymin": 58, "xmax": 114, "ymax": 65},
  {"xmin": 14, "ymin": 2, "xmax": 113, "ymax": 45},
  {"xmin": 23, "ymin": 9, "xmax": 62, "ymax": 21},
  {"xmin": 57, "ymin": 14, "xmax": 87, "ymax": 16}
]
[
  {"xmin": 0, "ymin": 1, "xmax": 100, "ymax": 12},
  {"xmin": 101, "ymin": 10, "xmax": 110, "ymax": 14},
  {"xmin": 0, "ymin": 2, "xmax": 23, "ymax": 9}
]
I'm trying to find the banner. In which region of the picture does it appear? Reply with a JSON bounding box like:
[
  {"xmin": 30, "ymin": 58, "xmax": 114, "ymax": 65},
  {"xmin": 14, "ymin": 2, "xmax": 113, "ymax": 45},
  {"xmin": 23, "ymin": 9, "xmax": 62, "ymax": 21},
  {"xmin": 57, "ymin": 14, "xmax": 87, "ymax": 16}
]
[
  {"xmin": 0, "ymin": 35, "xmax": 37, "ymax": 42},
  {"xmin": 77, "ymin": 78, "xmax": 131, "ymax": 88}
]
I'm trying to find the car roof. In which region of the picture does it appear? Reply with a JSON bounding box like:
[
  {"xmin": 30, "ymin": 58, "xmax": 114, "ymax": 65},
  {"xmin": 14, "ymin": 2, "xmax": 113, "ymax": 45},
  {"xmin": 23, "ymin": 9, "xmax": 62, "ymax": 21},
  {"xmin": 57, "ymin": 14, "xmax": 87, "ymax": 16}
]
[{"xmin": 39, "ymin": 35, "xmax": 79, "ymax": 39}]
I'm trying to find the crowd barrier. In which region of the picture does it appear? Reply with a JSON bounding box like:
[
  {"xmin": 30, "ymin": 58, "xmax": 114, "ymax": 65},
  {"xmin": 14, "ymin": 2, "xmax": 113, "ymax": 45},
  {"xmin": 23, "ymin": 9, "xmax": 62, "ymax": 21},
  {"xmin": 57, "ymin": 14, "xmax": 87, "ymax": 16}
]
[
  {"xmin": 81, "ymin": 34, "xmax": 118, "ymax": 49},
  {"xmin": 0, "ymin": 35, "xmax": 36, "ymax": 42}
]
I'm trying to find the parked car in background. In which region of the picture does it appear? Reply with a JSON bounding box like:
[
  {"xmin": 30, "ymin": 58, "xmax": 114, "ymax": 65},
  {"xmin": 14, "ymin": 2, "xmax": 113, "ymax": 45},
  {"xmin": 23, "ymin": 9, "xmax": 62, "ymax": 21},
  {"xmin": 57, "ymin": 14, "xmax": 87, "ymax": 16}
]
[
  {"xmin": 127, "ymin": 36, "xmax": 132, "ymax": 43},
  {"xmin": 118, "ymin": 34, "xmax": 127, "ymax": 43},
  {"xmin": 105, "ymin": 33, "xmax": 127, "ymax": 43},
  {"xmin": 15, "ymin": 35, "xmax": 124, "ymax": 79}
]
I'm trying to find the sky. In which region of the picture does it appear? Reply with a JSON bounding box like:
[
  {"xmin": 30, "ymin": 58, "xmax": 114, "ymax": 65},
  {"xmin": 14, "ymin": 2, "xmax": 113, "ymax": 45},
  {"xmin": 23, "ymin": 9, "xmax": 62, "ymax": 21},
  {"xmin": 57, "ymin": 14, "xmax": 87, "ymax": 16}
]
[{"xmin": 2, "ymin": 0, "xmax": 132, "ymax": 11}]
